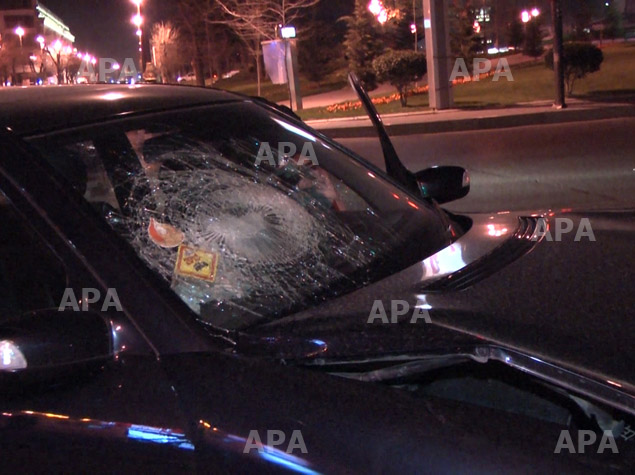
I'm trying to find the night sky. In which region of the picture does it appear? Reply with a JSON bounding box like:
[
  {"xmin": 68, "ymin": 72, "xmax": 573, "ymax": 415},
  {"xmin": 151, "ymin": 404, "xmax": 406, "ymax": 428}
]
[{"xmin": 39, "ymin": 0, "xmax": 351, "ymax": 64}]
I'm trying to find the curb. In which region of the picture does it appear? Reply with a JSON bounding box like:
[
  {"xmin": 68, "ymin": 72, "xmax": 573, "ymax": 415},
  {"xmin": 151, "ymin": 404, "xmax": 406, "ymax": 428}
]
[{"xmin": 307, "ymin": 104, "xmax": 635, "ymax": 138}]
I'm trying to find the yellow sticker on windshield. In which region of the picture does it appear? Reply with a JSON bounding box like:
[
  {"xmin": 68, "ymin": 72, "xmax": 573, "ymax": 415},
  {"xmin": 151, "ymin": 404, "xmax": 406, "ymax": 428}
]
[{"xmin": 174, "ymin": 245, "xmax": 219, "ymax": 282}]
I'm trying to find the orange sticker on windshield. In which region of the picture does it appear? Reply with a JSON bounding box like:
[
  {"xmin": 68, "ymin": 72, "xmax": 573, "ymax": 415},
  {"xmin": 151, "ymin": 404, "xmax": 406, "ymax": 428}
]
[
  {"xmin": 174, "ymin": 245, "xmax": 219, "ymax": 282},
  {"xmin": 148, "ymin": 218, "xmax": 184, "ymax": 248}
]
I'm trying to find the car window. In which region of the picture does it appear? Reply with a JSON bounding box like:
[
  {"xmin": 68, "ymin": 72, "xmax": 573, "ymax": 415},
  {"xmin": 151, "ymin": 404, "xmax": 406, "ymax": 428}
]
[
  {"xmin": 0, "ymin": 191, "xmax": 68, "ymax": 320},
  {"xmin": 31, "ymin": 102, "xmax": 450, "ymax": 330}
]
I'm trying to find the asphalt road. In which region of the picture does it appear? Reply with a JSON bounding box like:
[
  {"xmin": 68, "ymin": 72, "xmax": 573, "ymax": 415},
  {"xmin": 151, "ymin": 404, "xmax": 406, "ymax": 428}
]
[{"xmin": 337, "ymin": 117, "xmax": 635, "ymax": 214}]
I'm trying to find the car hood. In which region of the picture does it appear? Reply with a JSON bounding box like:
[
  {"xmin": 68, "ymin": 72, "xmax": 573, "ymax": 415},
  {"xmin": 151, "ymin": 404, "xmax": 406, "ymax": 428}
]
[
  {"xmin": 243, "ymin": 208, "xmax": 635, "ymax": 412},
  {"xmin": 424, "ymin": 209, "xmax": 635, "ymax": 390}
]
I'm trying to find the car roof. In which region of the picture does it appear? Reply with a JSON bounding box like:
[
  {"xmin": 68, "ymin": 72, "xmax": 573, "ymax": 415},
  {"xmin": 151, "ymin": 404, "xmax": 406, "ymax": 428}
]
[{"xmin": 0, "ymin": 84, "xmax": 245, "ymax": 137}]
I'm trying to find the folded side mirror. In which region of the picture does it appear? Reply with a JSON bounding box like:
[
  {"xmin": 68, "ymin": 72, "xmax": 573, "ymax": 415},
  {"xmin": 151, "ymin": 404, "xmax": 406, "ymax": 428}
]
[
  {"xmin": 414, "ymin": 166, "xmax": 470, "ymax": 204},
  {"xmin": 0, "ymin": 309, "xmax": 112, "ymax": 385}
]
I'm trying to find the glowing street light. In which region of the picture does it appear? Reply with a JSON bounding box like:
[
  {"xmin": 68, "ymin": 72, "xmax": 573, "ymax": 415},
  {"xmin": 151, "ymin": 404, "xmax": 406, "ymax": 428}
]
[
  {"xmin": 14, "ymin": 26, "xmax": 25, "ymax": 47},
  {"xmin": 131, "ymin": 0, "xmax": 143, "ymax": 73},
  {"xmin": 368, "ymin": 0, "xmax": 389, "ymax": 24},
  {"xmin": 368, "ymin": 0, "xmax": 382, "ymax": 16},
  {"xmin": 521, "ymin": 8, "xmax": 540, "ymax": 23}
]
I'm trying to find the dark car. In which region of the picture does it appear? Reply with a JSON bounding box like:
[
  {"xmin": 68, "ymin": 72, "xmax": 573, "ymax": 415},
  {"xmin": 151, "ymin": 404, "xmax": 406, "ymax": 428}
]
[{"xmin": 0, "ymin": 84, "xmax": 633, "ymax": 473}]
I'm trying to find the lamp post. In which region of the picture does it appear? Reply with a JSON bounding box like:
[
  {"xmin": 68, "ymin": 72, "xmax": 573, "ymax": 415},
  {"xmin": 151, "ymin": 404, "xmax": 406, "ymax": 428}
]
[
  {"xmin": 412, "ymin": 0, "xmax": 417, "ymax": 51},
  {"xmin": 280, "ymin": 25, "xmax": 302, "ymax": 111},
  {"xmin": 521, "ymin": 10, "xmax": 530, "ymax": 52},
  {"xmin": 131, "ymin": 0, "xmax": 143, "ymax": 75},
  {"xmin": 32, "ymin": 35, "xmax": 45, "ymax": 77},
  {"xmin": 550, "ymin": 0, "xmax": 566, "ymax": 108},
  {"xmin": 521, "ymin": 8, "xmax": 540, "ymax": 54}
]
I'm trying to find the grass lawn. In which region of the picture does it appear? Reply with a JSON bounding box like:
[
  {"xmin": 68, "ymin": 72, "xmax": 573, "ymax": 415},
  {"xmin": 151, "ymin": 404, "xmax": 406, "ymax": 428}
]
[
  {"xmin": 213, "ymin": 68, "xmax": 349, "ymax": 103},
  {"xmin": 298, "ymin": 42, "xmax": 635, "ymax": 120}
]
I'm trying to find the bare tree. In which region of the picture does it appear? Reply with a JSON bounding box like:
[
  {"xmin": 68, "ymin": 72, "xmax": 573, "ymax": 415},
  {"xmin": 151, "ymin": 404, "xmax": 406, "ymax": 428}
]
[
  {"xmin": 151, "ymin": 22, "xmax": 183, "ymax": 83},
  {"xmin": 211, "ymin": 0, "xmax": 321, "ymax": 95},
  {"xmin": 177, "ymin": 0, "xmax": 214, "ymax": 86},
  {"xmin": 0, "ymin": 37, "xmax": 20, "ymax": 85}
]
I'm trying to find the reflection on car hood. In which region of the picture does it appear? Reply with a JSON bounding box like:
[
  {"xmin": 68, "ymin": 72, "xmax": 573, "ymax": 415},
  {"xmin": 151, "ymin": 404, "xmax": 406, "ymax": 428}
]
[
  {"xmin": 426, "ymin": 209, "xmax": 635, "ymax": 392},
  {"xmin": 246, "ymin": 209, "xmax": 635, "ymax": 411}
]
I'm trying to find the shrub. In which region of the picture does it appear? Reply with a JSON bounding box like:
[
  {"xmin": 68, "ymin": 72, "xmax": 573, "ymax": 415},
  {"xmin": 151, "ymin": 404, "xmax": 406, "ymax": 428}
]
[
  {"xmin": 372, "ymin": 50, "xmax": 427, "ymax": 106},
  {"xmin": 545, "ymin": 42, "xmax": 603, "ymax": 96}
]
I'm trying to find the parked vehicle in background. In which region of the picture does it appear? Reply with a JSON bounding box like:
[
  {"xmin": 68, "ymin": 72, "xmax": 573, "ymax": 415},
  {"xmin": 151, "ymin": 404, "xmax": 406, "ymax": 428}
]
[{"xmin": 177, "ymin": 72, "xmax": 196, "ymax": 83}]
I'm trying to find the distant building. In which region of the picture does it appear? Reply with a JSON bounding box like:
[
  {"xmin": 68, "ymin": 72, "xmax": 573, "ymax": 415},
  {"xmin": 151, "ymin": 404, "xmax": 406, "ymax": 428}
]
[
  {"xmin": 0, "ymin": 0, "xmax": 75, "ymax": 85},
  {"xmin": 0, "ymin": 0, "xmax": 74, "ymax": 43},
  {"xmin": 468, "ymin": 1, "xmax": 634, "ymax": 51}
]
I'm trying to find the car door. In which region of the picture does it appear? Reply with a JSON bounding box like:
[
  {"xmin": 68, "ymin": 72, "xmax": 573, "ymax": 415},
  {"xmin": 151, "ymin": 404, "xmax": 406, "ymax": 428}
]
[{"xmin": 0, "ymin": 131, "xmax": 199, "ymax": 472}]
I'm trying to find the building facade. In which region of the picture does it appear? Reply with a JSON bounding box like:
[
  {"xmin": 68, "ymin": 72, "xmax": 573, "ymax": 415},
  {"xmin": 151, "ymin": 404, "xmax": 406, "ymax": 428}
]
[{"xmin": 0, "ymin": 0, "xmax": 75, "ymax": 85}]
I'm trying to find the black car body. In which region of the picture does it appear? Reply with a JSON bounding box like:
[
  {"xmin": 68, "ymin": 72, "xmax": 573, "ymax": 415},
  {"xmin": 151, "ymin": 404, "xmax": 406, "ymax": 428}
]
[{"xmin": 0, "ymin": 85, "xmax": 633, "ymax": 473}]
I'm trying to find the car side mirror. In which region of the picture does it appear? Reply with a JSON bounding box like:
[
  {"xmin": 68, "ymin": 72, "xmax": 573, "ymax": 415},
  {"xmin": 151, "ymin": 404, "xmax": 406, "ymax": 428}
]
[
  {"xmin": 414, "ymin": 166, "xmax": 470, "ymax": 204},
  {"xmin": 0, "ymin": 309, "xmax": 113, "ymax": 385}
]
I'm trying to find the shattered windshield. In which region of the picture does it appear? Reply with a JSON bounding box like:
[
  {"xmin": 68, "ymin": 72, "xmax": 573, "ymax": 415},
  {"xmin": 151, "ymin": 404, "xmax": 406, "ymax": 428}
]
[{"xmin": 32, "ymin": 101, "xmax": 450, "ymax": 329}]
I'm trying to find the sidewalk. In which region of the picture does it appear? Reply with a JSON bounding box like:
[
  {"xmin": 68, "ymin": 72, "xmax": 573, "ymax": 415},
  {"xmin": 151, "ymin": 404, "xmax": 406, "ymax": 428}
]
[{"xmin": 305, "ymin": 98, "xmax": 635, "ymax": 138}]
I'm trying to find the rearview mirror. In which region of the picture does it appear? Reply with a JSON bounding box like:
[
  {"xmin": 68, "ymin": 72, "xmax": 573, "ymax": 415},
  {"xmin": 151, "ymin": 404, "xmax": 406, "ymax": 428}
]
[
  {"xmin": 0, "ymin": 309, "xmax": 112, "ymax": 384},
  {"xmin": 414, "ymin": 166, "xmax": 470, "ymax": 204}
]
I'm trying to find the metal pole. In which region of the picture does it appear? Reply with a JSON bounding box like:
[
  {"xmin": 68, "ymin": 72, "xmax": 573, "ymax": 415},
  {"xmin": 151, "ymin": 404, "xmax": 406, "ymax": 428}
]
[
  {"xmin": 423, "ymin": 0, "xmax": 453, "ymax": 110},
  {"xmin": 137, "ymin": 2, "xmax": 143, "ymax": 74},
  {"xmin": 285, "ymin": 39, "xmax": 302, "ymax": 111},
  {"xmin": 413, "ymin": 0, "xmax": 417, "ymax": 51},
  {"xmin": 551, "ymin": 0, "xmax": 566, "ymax": 108}
]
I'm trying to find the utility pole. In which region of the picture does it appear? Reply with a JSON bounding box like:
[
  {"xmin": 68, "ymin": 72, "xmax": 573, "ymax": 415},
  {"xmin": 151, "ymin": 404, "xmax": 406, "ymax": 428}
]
[
  {"xmin": 285, "ymin": 38, "xmax": 302, "ymax": 111},
  {"xmin": 413, "ymin": 0, "xmax": 418, "ymax": 51},
  {"xmin": 423, "ymin": 0, "xmax": 453, "ymax": 110},
  {"xmin": 551, "ymin": 0, "xmax": 566, "ymax": 108}
]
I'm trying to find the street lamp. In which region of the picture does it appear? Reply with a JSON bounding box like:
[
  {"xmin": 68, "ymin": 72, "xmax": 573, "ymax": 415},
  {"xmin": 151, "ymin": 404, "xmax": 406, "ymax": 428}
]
[
  {"xmin": 412, "ymin": 0, "xmax": 417, "ymax": 51},
  {"xmin": 131, "ymin": 0, "xmax": 143, "ymax": 74},
  {"xmin": 521, "ymin": 7, "xmax": 540, "ymax": 23},
  {"xmin": 14, "ymin": 26, "xmax": 24, "ymax": 48},
  {"xmin": 368, "ymin": 0, "xmax": 389, "ymax": 24}
]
